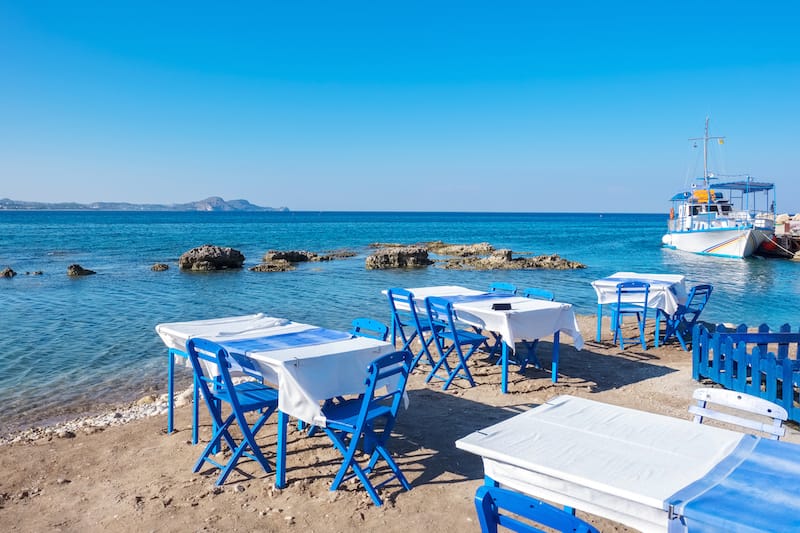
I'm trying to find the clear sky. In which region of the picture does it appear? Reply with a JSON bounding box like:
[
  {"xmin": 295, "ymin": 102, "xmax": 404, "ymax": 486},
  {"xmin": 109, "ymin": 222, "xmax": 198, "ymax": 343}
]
[{"xmin": 1, "ymin": 2, "xmax": 798, "ymax": 212}]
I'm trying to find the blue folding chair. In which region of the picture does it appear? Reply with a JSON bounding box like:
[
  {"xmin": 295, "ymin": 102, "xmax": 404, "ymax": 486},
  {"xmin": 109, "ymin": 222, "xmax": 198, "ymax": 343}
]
[
  {"xmin": 387, "ymin": 288, "xmax": 440, "ymax": 370},
  {"xmin": 304, "ymin": 317, "xmax": 390, "ymax": 437},
  {"xmin": 612, "ymin": 281, "xmax": 650, "ymax": 350},
  {"xmin": 425, "ymin": 296, "xmax": 488, "ymax": 390},
  {"xmin": 350, "ymin": 317, "xmax": 389, "ymax": 341},
  {"xmin": 475, "ymin": 485, "xmax": 599, "ymax": 533},
  {"xmin": 489, "ymin": 281, "xmax": 517, "ymax": 295},
  {"xmin": 185, "ymin": 338, "xmax": 279, "ymax": 485},
  {"xmin": 662, "ymin": 284, "xmax": 713, "ymax": 350},
  {"xmin": 320, "ymin": 350, "xmax": 413, "ymax": 506},
  {"xmin": 517, "ymin": 288, "xmax": 556, "ymax": 372}
]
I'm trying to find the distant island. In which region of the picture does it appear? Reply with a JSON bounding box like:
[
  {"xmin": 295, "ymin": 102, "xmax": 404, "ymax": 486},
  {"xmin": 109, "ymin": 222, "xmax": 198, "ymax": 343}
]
[{"xmin": 0, "ymin": 196, "xmax": 288, "ymax": 212}]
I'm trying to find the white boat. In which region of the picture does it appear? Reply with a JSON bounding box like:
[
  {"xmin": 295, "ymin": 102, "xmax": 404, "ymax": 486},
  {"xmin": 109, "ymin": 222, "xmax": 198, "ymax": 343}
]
[{"xmin": 661, "ymin": 119, "xmax": 775, "ymax": 258}]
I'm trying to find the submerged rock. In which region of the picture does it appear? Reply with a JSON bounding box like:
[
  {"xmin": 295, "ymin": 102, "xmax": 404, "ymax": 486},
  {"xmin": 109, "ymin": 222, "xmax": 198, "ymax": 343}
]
[
  {"xmin": 67, "ymin": 264, "xmax": 96, "ymax": 276},
  {"xmin": 249, "ymin": 260, "xmax": 295, "ymax": 272},
  {"xmin": 151, "ymin": 263, "xmax": 169, "ymax": 272},
  {"xmin": 366, "ymin": 246, "xmax": 433, "ymax": 269},
  {"xmin": 263, "ymin": 249, "xmax": 357, "ymax": 263},
  {"xmin": 179, "ymin": 245, "xmax": 245, "ymax": 271},
  {"xmin": 263, "ymin": 250, "xmax": 319, "ymax": 262}
]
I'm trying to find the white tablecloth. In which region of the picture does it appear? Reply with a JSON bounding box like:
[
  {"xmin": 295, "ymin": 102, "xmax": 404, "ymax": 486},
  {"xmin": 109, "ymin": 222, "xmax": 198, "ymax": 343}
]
[
  {"xmin": 456, "ymin": 395, "xmax": 744, "ymax": 532},
  {"xmin": 400, "ymin": 286, "xmax": 583, "ymax": 349},
  {"xmin": 155, "ymin": 314, "xmax": 394, "ymax": 424},
  {"xmin": 591, "ymin": 272, "xmax": 688, "ymax": 316}
]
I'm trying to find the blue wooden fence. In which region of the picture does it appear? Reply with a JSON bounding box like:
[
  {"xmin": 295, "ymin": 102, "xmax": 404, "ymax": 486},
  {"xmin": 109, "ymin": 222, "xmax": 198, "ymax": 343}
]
[{"xmin": 692, "ymin": 323, "xmax": 800, "ymax": 422}]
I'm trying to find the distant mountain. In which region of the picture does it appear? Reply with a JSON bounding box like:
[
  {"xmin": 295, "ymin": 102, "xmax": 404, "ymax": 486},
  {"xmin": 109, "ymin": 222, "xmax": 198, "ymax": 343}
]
[{"xmin": 0, "ymin": 196, "xmax": 289, "ymax": 212}]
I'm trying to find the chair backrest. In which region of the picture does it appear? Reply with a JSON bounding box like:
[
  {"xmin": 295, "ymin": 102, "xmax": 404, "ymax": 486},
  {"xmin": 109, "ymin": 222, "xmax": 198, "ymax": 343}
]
[
  {"xmin": 358, "ymin": 350, "xmax": 413, "ymax": 421},
  {"xmin": 475, "ymin": 485, "xmax": 599, "ymax": 533},
  {"xmin": 521, "ymin": 287, "xmax": 555, "ymax": 301},
  {"xmin": 489, "ymin": 282, "xmax": 517, "ymax": 295},
  {"xmin": 681, "ymin": 284, "xmax": 713, "ymax": 321},
  {"xmin": 690, "ymin": 387, "xmax": 787, "ymax": 440},
  {"xmin": 350, "ymin": 317, "xmax": 389, "ymax": 341},
  {"xmin": 186, "ymin": 337, "xmax": 260, "ymax": 413},
  {"xmin": 615, "ymin": 281, "xmax": 650, "ymax": 309},
  {"xmin": 424, "ymin": 296, "xmax": 459, "ymax": 338},
  {"xmin": 387, "ymin": 287, "xmax": 427, "ymax": 331}
]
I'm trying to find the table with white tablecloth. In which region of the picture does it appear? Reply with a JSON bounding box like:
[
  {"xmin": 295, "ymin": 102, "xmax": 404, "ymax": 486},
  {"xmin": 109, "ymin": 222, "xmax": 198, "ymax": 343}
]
[
  {"xmin": 590, "ymin": 272, "xmax": 688, "ymax": 346},
  {"xmin": 395, "ymin": 286, "xmax": 583, "ymax": 392},
  {"xmin": 156, "ymin": 313, "xmax": 394, "ymax": 487},
  {"xmin": 456, "ymin": 395, "xmax": 800, "ymax": 532}
]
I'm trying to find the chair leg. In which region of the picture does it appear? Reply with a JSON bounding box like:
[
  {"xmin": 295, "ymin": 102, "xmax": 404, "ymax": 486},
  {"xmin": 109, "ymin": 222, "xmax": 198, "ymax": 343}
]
[
  {"xmin": 410, "ymin": 332, "xmax": 437, "ymax": 370},
  {"xmin": 325, "ymin": 428, "xmax": 385, "ymax": 506},
  {"xmin": 216, "ymin": 408, "xmax": 274, "ymax": 485},
  {"xmin": 442, "ymin": 343, "xmax": 478, "ymax": 390},
  {"xmin": 426, "ymin": 344, "xmax": 454, "ymax": 384},
  {"xmin": 194, "ymin": 412, "xmax": 237, "ymax": 473}
]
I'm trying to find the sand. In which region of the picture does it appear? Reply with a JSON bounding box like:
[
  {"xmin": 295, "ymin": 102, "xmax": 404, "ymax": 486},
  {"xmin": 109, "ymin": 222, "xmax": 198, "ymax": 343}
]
[{"xmin": 2, "ymin": 314, "xmax": 797, "ymax": 532}]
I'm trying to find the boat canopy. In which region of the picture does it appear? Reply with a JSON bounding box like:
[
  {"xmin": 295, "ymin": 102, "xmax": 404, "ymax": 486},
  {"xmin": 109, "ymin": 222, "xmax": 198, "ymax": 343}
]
[
  {"xmin": 712, "ymin": 181, "xmax": 774, "ymax": 192},
  {"xmin": 670, "ymin": 180, "xmax": 774, "ymax": 202}
]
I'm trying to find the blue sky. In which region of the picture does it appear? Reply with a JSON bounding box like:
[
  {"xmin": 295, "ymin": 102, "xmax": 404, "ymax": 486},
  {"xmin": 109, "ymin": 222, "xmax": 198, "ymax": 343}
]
[{"xmin": 1, "ymin": 2, "xmax": 798, "ymax": 212}]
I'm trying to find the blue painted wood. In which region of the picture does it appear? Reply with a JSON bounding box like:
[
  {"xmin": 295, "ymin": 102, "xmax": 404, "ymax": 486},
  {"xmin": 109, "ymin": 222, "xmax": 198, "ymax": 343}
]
[{"xmin": 693, "ymin": 323, "xmax": 800, "ymax": 422}]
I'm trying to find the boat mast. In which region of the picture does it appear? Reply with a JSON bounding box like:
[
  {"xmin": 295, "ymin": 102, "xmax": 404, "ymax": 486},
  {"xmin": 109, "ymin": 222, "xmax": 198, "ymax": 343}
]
[{"xmin": 689, "ymin": 117, "xmax": 725, "ymax": 193}]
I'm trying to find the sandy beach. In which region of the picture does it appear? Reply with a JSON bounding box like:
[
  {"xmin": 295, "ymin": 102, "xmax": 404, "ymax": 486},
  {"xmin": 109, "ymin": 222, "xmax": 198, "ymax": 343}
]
[{"xmin": 2, "ymin": 313, "xmax": 798, "ymax": 532}]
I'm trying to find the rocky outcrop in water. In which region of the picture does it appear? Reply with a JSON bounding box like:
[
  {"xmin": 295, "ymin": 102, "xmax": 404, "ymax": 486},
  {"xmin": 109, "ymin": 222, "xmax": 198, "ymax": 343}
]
[
  {"xmin": 366, "ymin": 246, "xmax": 433, "ymax": 269},
  {"xmin": 263, "ymin": 249, "xmax": 357, "ymax": 262},
  {"xmin": 67, "ymin": 264, "xmax": 96, "ymax": 276},
  {"xmin": 249, "ymin": 260, "xmax": 295, "ymax": 272},
  {"xmin": 250, "ymin": 249, "xmax": 357, "ymax": 273},
  {"xmin": 151, "ymin": 263, "xmax": 169, "ymax": 272},
  {"xmin": 366, "ymin": 241, "xmax": 585, "ymax": 270},
  {"xmin": 425, "ymin": 241, "xmax": 495, "ymax": 256},
  {"xmin": 263, "ymin": 250, "xmax": 323, "ymax": 262},
  {"xmin": 1, "ymin": 267, "xmax": 16, "ymax": 278},
  {"xmin": 441, "ymin": 250, "xmax": 585, "ymax": 270},
  {"xmin": 178, "ymin": 245, "xmax": 245, "ymax": 271}
]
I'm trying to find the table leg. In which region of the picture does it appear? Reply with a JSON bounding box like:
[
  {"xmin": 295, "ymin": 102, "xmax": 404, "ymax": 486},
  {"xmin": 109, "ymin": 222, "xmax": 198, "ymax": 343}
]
[
  {"xmin": 167, "ymin": 349, "xmax": 175, "ymax": 433},
  {"xmin": 595, "ymin": 303, "xmax": 603, "ymax": 342},
  {"xmin": 654, "ymin": 310, "xmax": 661, "ymax": 348},
  {"xmin": 551, "ymin": 331, "xmax": 560, "ymax": 384},
  {"xmin": 276, "ymin": 410, "xmax": 288, "ymax": 489},
  {"xmin": 192, "ymin": 373, "xmax": 199, "ymax": 445},
  {"xmin": 501, "ymin": 342, "xmax": 509, "ymax": 394}
]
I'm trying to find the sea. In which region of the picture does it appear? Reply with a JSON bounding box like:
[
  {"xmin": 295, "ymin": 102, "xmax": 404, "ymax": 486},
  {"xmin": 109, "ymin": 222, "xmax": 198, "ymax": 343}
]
[{"xmin": 2, "ymin": 210, "xmax": 799, "ymax": 434}]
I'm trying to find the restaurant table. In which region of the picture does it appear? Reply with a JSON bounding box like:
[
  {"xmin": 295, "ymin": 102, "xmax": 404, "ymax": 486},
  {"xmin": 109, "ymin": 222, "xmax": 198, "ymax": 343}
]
[
  {"xmin": 590, "ymin": 272, "xmax": 688, "ymax": 346},
  {"xmin": 393, "ymin": 286, "xmax": 583, "ymax": 392},
  {"xmin": 156, "ymin": 313, "xmax": 395, "ymax": 488},
  {"xmin": 455, "ymin": 395, "xmax": 800, "ymax": 532}
]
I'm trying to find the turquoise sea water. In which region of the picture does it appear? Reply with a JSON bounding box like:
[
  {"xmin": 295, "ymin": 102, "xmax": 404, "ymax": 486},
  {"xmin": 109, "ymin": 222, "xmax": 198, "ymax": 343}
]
[{"xmin": 2, "ymin": 211, "xmax": 799, "ymax": 433}]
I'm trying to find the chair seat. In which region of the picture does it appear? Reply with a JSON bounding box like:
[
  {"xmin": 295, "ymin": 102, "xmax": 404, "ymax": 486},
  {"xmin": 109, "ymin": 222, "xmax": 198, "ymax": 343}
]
[
  {"xmin": 323, "ymin": 400, "xmax": 393, "ymax": 432},
  {"xmin": 616, "ymin": 303, "xmax": 646, "ymax": 313},
  {"xmin": 440, "ymin": 328, "xmax": 487, "ymax": 345},
  {"xmin": 214, "ymin": 381, "xmax": 279, "ymax": 411}
]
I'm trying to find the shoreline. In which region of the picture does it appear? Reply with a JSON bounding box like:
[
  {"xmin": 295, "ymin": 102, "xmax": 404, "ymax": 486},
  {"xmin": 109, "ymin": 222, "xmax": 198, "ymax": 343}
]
[{"xmin": 0, "ymin": 386, "xmax": 193, "ymax": 446}]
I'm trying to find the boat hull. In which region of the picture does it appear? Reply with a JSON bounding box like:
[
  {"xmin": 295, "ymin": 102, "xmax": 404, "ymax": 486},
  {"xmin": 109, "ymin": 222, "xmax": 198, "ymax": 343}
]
[{"xmin": 661, "ymin": 227, "xmax": 772, "ymax": 258}]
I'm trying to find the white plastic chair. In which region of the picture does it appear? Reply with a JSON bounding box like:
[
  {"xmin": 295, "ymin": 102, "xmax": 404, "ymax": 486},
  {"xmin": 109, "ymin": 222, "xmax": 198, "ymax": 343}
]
[{"xmin": 690, "ymin": 387, "xmax": 787, "ymax": 440}]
